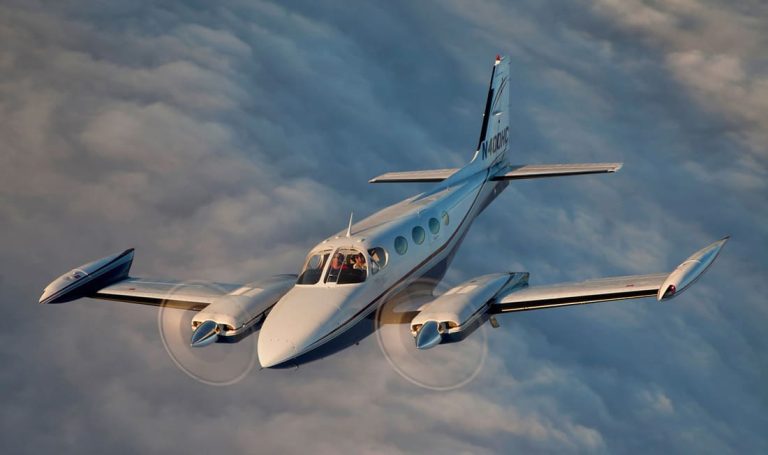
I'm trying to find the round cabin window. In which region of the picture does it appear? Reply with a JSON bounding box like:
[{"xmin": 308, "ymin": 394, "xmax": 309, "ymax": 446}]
[
  {"xmin": 412, "ymin": 226, "xmax": 425, "ymax": 245},
  {"xmin": 428, "ymin": 217, "xmax": 440, "ymax": 235},
  {"xmin": 442, "ymin": 211, "xmax": 450, "ymax": 226},
  {"xmin": 394, "ymin": 236, "xmax": 408, "ymax": 255}
]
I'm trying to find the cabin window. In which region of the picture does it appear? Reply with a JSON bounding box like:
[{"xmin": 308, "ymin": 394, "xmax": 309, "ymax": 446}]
[
  {"xmin": 442, "ymin": 211, "xmax": 450, "ymax": 226},
  {"xmin": 368, "ymin": 247, "xmax": 388, "ymax": 274},
  {"xmin": 428, "ymin": 217, "xmax": 440, "ymax": 235},
  {"xmin": 297, "ymin": 251, "xmax": 330, "ymax": 285},
  {"xmin": 325, "ymin": 249, "xmax": 367, "ymax": 284},
  {"xmin": 412, "ymin": 226, "xmax": 425, "ymax": 245},
  {"xmin": 394, "ymin": 236, "xmax": 408, "ymax": 255}
]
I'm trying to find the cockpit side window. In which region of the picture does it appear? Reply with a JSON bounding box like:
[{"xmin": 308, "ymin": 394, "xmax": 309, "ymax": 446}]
[
  {"xmin": 297, "ymin": 251, "xmax": 330, "ymax": 285},
  {"xmin": 368, "ymin": 247, "xmax": 387, "ymax": 274},
  {"xmin": 325, "ymin": 249, "xmax": 367, "ymax": 284}
]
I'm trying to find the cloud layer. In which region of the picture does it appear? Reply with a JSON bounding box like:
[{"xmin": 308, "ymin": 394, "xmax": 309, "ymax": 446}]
[{"xmin": 1, "ymin": 1, "xmax": 766, "ymax": 453}]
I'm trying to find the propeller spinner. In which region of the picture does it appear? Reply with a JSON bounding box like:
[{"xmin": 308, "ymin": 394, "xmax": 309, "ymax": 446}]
[{"xmin": 190, "ymin": 320, "xmax": 219, "ymax": 347}]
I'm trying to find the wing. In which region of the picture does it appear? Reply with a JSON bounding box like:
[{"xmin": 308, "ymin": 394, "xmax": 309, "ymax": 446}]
[
  {"xmin": 95, "ymin": 278, "xmax": 243, "ymax": 310},
  {"xmin": 39, "ymin": 249, "xmax": 298, "ymax": 343},
  {"xmin": 491, "ymin": 273, "xmax": 666, "ymax": 312},
  {"xmin": 492, "ymin": 237, "xmax": 729, "ymax": 313},
  {"xmin": 408, "ymin": 238, "xmax": 728, "ymax": 350},
  {"xmin": 491, "ymin": 163, "xmax": 622, "ymax": 180},
  {"xmin": 39, "ymin": 249, "xmax": 296, "ymax": 312}
]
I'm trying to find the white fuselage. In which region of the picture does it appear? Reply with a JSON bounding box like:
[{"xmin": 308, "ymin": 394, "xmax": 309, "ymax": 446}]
[{"xmin": 257, "ymin": 164, "xmax": 507, "ymax": 368}]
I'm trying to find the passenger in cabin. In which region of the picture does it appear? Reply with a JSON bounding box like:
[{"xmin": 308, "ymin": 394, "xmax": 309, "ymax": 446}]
[{"xmin": 369, "ymin": 249, "xmax": 381, "ymax": 265}]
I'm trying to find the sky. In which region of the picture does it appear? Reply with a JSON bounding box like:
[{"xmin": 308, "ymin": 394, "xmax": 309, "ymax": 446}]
[{"xmin": 1, "ymin": 0, "xmax": 766, "ymax": 453}]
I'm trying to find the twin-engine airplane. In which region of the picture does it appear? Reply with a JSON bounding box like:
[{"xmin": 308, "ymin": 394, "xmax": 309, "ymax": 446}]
[{"xmin": 40, "ymin": 56, "xmax": 727, "ymax": 369}]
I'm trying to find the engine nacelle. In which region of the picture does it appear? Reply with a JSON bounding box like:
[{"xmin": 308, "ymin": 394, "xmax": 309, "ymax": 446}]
[
  {"xmin": 410, "ymin": 272, "xmax": 528, "ymax": 349},
  {"xmin": 190, "ymin": 275, "xmax": 295, "ymax": 346}
]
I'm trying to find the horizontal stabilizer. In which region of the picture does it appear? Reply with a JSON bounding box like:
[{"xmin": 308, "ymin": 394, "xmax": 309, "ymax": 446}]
[
  {"xmin": 369, "ymin": 168, "xmax": 459, "ymax": 183},
  {"xmin": 491, "ymin": 163, "xmax": 622, "ymax": 180}
]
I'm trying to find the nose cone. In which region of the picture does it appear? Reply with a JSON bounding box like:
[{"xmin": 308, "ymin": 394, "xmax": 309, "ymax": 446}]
[
  {"xmin": 257, "ymin": 336, "xmax": 297, "ymax": 368},
  {"xmin": 257, "ymin": 287, "xmax": 345, "ymax": 368}
]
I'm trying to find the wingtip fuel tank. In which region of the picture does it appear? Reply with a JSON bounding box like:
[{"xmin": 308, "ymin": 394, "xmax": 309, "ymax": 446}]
[
  {"xmin": 657, "ymin": 237, "xmax": 729, "ymax": 301},
  {"xmin": 39, "ymin": 249, "xmax": 134, "ymax": 305}
]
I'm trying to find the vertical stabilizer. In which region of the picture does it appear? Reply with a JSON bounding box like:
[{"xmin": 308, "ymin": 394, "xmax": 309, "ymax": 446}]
[{"xmin": 473, "ymin": 55, "xmax": 511, "ymax": 169}]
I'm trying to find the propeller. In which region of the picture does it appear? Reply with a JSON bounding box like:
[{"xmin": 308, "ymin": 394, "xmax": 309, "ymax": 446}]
[
  {"xmin": 374, "ymin": 278, "xmax": 488, "ymax": 390},
  {"xmin": 157, "ymin": 280, "xmax": 259, "ymax": 386}
]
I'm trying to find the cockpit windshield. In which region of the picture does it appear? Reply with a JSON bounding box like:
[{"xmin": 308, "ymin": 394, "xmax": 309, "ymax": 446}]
[
  {"xmin": 297, "ymin": 248, "xmax": 368, "ymax": 285},
  {"xmin": 297, "ymin": 251, "xmax": 330, "ymax": 285},
  {"xmin": 325, "ymin": 249, "xmax": 367, "ymax": 284}
]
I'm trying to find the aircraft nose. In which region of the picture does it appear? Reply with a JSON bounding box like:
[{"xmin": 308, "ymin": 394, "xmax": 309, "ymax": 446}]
[
  {"xmin": 257, "ymin": 286, "xmax": 347, "ymax": 368},
  {"xmin": 257, "ymin": 336, "xmax": 297, "ymax": 368}
]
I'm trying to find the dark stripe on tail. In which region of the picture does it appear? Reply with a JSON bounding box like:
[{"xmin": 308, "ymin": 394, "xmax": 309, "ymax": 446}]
[{"xmin": 476, "ymin": 64, "xmax": 497, "ymax": 150}]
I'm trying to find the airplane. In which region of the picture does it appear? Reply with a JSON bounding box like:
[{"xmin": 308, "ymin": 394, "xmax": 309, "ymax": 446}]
[{"xmin": 39, "ymin": 55, "xmax": 728, "ymax": 370}]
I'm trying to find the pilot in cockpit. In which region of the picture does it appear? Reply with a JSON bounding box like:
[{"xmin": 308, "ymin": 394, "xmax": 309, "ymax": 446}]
[
  {"xmin": 326, "ymin": 253, "xmax": 346, "ymax": 282},
  {"xmin": 353, "ymin": 253, "xmax": 367, "ymax": 271}
]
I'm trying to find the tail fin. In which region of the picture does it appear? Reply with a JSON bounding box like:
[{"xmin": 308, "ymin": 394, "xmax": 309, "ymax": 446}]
[
  {"xmin": 369, "ymin": 57, "xmax": 512, "ymax": 186},
  {"xmin": 473, "ymin": 55, "xmax": 511, "ymax": 169},
  {"xmin": 368, "ymin": 56, "xmax": 624, "ymax": 186}
]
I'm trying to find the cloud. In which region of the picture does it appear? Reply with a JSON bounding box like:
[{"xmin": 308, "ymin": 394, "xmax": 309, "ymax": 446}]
[
  {"xmin": 667, "ymin": 50, "xmax": 768, "ymax": 167},
  {"xmin": 590, "ymin": 0, "xmax": 768, "ymax": 175}
]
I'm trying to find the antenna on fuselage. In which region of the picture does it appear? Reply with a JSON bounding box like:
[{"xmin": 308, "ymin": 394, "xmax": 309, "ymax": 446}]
[{"xmin": 346, "ymin": 211, "xmax": 354, "ymax": 237}]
